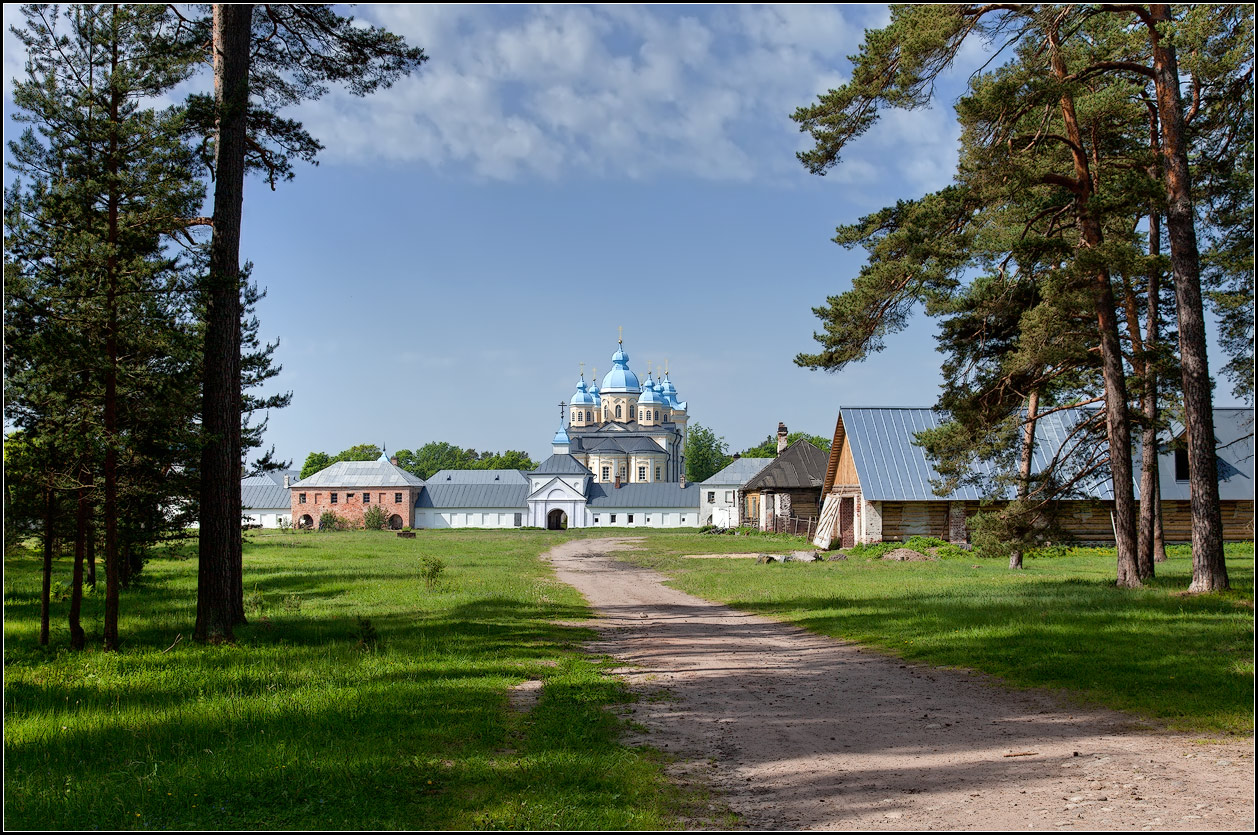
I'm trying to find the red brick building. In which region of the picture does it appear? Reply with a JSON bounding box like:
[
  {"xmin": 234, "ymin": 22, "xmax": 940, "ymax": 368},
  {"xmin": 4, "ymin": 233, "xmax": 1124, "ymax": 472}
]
[{"xmin": 290, "ymin": 455, "xmax": 425, "ymax": 529}]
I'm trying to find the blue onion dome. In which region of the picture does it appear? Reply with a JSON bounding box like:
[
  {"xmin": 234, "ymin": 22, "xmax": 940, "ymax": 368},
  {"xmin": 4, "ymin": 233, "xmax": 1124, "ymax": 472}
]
[
  {"xmin": 552, "ymin": 424, "xmax": 570, "ymax": 445},
  {"xmin": 571, "ymin": 376, "xmax": 596, "ymax": 406},
  {"xmin": 659, "ymin": 375, "xmax": 679, "ymax": 408},
  {"xmin": 639, "ymin": 384, "xmax": 663, "ymax": 405},
  {"xmin": 601, "ymin": 344, "xmax": 641, "ymax": 393},
  {"xmin": 588, "ymin": 371, "xmax": 602, "ymax": 405}
]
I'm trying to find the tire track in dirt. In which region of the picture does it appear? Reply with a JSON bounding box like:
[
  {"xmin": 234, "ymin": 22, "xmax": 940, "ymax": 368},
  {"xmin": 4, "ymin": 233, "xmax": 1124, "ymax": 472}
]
[{"xmin": 545, "ymin": 537, "xmax": 1255, "ymax": 831}]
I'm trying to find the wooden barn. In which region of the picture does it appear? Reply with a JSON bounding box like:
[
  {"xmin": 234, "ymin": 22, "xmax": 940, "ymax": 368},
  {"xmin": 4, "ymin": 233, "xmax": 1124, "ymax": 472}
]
[
  {"xmin": 812, "ymin": 407, "xmax": 1254, "ymax": 549},
  {"xmin": 741, "ymin": 437, "xmax": 828, "ymax": 534}
]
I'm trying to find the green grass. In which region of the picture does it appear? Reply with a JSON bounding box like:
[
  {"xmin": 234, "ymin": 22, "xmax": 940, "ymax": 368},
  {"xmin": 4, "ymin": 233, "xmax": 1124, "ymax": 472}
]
[
  {"xmin": 7, "ymin": 528, "xmax": 1253, "ymax": 830},
  {"xmin": 3, "ymin": 529, "xmax": 718, "ymax": 830},
  {"xmin": 617, "ymin": 534, "xmax": 1255, "ymax": 736}
]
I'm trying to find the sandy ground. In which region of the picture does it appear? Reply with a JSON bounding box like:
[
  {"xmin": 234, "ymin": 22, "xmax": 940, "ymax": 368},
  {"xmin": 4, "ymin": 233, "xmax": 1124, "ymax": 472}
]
[{"xmin": 544, "ymin": 537, "xmax": 1256, "ymax": 831}]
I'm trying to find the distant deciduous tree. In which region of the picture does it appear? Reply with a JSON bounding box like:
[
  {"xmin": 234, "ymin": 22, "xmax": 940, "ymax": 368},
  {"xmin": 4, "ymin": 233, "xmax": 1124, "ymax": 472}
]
[
  {"xmin": 737, "ymin": 432, "xmax": 831, "ymax": 459},
  {"xmin": 685, "ymin": 424, "xmax": 733, "ymax": 484}
]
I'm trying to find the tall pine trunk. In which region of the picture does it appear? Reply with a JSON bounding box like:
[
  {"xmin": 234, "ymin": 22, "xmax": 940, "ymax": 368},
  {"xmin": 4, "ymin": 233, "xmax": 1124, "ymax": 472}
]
[
  {"xmin": 1138, "ymin": 175, "xmax": 1163, "ymax": 577},
  {"xmin": 70, "ymin": 475, "xmax": 88, "ymax": 651},
  {"xmin": 103, "ymin": 23, "xmax": 122, "ymax": 650},
  {"xmin": 1048, "ymin": 24, "xmax": 1140, "ymax": 587},
  {"xmin": 1010, "ymin": 389, "xmax": 1040, "ymax": 571},
  {"xmin": 197, "ymin": 4, "xmax": 253, "ymax": 642},
  {"xmin": 1148, "ymin": 5, "xmax": 1227, "ymax": 592},
  {"xmin": 40, "ymin": 485, "xmax": 54, "ymax": 646}
]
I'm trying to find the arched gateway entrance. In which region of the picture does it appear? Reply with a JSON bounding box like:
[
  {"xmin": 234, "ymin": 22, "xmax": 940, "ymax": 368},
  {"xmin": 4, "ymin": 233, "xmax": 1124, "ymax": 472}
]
[{"xmin": 547, "ymin": 509, "xmax": 568, "ymax": 530}]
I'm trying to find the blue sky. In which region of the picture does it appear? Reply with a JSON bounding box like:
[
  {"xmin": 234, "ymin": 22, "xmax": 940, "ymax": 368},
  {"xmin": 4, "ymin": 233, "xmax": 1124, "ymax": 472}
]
[{"xmin": 3, "ymin": 5, "xmax": 1244, "ymax": 469}]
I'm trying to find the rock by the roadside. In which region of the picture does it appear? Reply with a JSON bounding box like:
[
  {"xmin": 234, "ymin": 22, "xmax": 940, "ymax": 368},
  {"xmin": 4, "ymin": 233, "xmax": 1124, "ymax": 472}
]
[
  {"xmin": 756, "ymin": 553, "xmax": 783, "ymax": 564},
  {"xmin": 787, "ymin": 550, "xmax": 822, "ymax": 562},
  {"xmin": 828, "ymin": 551, "xmax": 848, "ymax": 561},
  {"xmin": 881, "ymin": 547, "xmax": 936, "ymax": 562}
]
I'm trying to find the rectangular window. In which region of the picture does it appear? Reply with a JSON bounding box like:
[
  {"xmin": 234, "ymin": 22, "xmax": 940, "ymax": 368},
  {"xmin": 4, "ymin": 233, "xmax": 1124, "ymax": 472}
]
[
  {"xmin": 379, "ymin": 493, "xmax": 385, "ymax": 504},
  {"xmin": 299, "ymin": 493, "xmax": 306, "ymax": 504},
  {"xmin": 395, "ymin": 493, "xmax": 403, "ymax": 504},
  {"xmin": 655, "ymin": 466, "xmax": 661, "ymax": 480},
  {"xmin": 707, "ymin": 491, "xmax": 716, "ymax": 503},
  {"xmin": 514, "ymin": 513, "xmax": 522, "ymax": 527},
  {"xmin": 1175, "ymin": 448, "xmax": 1189, "ymax": 481},
  {"xmin": 330, "ymin": 493, "xmax": 338, "ymax": 504},
  {"xmin": 628, "ymin": 514, "xmax": 634, "ymax": 524},
  {"xmin": 611, "ymin": 514, "xmax": 617, "ymax": 523},
  {"xmin": 602, "ymin": 466, "xmax": 610, "ymax": 481},
  {"xmin": 638, "ymin": 466, "xmax": 646, "ymax": 481},
  {"xmin": 725, "ymin": 491, "xmax": 734, "ymax": 503},
  {"xmin": 363, "ymin": 492, "xmax": 370, "ymax": 503},
  {"xmin": 593, "ymin": 516, "xmax": 600, "ymax": 524}
]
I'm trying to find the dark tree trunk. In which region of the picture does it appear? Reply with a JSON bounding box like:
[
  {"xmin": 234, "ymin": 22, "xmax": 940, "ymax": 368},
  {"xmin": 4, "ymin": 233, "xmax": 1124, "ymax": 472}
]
[
  {"xmin": 1138, "ymin": 192, "xmax": 1162, "ymax": 579},
  {"xmin": 103, "ymin": 30, "xmax": 122, "ymax": 650},
  {"xmin": 70, "ymin": 478, "xmax": 88, "ymax": 650},
  {"xmin": 1149, "ymin": 4, "xmax": 1227, "ymax": 592},
  {"xmin": 40, "ymin": 486, "xmax": 54, "ymax": 646},
  {"xmin": 197, "ymin": 3, "xmax": 253, "ymax": 642},
  {"xmin": 1010, "ymin": 389, "xmax": 1040, "ymax": 570},
  {"xmin": 1047, "ymin": 25, "xmax": 1140, "ymax": 587},
  {"xmin": 87, "ymin": 520, "xmax": 96, "ymax": 589}
]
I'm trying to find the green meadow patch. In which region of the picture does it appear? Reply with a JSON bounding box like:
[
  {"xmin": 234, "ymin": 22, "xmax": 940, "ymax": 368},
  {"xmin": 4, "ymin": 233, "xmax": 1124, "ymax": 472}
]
[
  {"xmin": 620, "ymin": 535, "xmax": 1255, "ymax": 735},
  {"xmin": 3, "ymin": 529, "xmax": 711, "ymax": 830}
]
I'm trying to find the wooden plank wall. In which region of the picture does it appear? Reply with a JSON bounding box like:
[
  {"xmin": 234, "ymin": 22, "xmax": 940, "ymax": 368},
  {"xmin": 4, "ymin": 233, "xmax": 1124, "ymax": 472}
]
[{"xmin": 878, "ymin": 500, "xmax": 1254, "ymax": 543}]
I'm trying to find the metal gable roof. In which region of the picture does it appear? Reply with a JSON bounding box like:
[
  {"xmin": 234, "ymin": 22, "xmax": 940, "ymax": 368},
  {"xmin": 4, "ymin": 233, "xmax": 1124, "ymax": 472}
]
[
  {"xmin": 586, "ymin": 482, "xmax": 700, "ymax": 508},
  {"xmin": 530, "ymin": 453, "xmax": 593, "ymax": 476},
  {"xmin": 701, "ymin": 457, "xmax": 774, "ymax": 486},
  {"xmin": 838, "ymin": 407, "xmax": 1114, "ymax": 502},
  {"xmin": 416, "ymin": 483, "xmax": 528, "ymax": 509},
  {"xmin": 292, "ymin": 459, "xmax": 425, "ymax": 489},
  {"xmin": 241, "ymin": 470, "xmax": 298, "ymax": 509},
  {"xmin": 242, "ymin": 482, "xmax": 290, "ymax": 510},
  {"xmin": 429, "ymin": 469, "xmax": 528, "ymax": 485}
]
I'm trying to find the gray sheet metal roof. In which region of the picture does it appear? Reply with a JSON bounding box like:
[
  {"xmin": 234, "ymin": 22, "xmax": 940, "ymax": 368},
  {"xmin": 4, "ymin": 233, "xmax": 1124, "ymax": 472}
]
[
  {"xmin": 587, "ymin": 482, "xmax": 700, "ymax": 508},
  {"xmin": 416, "ymin": 483, "xmax": 529, "ymax": 508},
  {"xmin": 292, "ymin": 459, "xmax": 424, "ymax": 489},
  {"xmin": 242, "ymin": 470, "xmax": 298, "ymax": 509},
  {"xmin": 1158, "ymin": 407, "xmax": 1254, "ymax": 501},
  {"xmin": 840, "ymin": 407, "xmax": 1114, "ymax": 502},
  {"xmin": 742, "ymin": 440, "xmax": 828, "ymax": 491},
  {"xmin": 530, "ymin": 454, "xmax": 593, "ymax": 476},
  {"xmin": 701, "ymin": 457, "xmax": 773, "ymax": 486},
  {"xmin": 429, "ymin": 469, "xmax": 528, "ymax": 485}
]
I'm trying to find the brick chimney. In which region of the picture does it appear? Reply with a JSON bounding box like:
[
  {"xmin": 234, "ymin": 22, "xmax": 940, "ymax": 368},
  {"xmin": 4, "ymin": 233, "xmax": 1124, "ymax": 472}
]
[
  {"xmin": 777, "ymin": 422, "xmax": 789, "ymax": 455},
  {"xmin": 283, "ymin": 474, "xmax": 290, "ymax": 488},
  {"xmin": 680, "ymin": 473, "xmax": 686, "ymax": 488},
  {"xmin": 614, "ymin": 473, "xmax": 621, "ymax": 489}
]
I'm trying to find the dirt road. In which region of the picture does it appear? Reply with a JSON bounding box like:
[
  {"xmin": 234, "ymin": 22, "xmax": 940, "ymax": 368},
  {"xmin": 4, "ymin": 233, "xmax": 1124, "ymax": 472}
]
[{"xmin": 544, "ymin": 538, "xmax": 1255, "ymax": 831}]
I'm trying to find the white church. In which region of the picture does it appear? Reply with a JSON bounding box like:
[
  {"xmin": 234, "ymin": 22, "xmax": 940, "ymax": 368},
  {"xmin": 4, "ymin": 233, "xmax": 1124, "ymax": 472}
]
[{"xmin": 288, "ymin": 338, "xmax": 702, "ymax": 530}]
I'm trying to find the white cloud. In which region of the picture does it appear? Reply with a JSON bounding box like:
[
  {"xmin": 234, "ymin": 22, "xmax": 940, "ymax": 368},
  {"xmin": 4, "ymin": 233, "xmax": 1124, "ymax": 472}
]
[{"xmin": 293, "ymin": 4, "xmax": 887, "ymax": 184}]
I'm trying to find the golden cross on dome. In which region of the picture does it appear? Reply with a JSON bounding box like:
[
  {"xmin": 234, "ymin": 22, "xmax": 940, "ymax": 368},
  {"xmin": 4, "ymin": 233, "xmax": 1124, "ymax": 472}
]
[
  {"xmin": 579, "ymin": 361, "xmax": 584, "ymax": 378},
  {"xmin": 618, "ymin": 325, "xmax": 623, "ymax": 345}
]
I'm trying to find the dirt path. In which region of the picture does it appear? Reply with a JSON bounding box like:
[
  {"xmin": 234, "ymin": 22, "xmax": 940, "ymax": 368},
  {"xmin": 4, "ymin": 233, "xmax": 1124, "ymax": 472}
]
[{"xmin": 544, "ymin": 538, "xmax": 1255, "ymax": 831}]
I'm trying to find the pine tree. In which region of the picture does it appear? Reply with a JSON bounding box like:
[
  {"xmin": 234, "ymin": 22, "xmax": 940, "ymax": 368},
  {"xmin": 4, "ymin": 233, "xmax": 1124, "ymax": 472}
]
[
  {"xmin": 792, "ymin": 4, "xmax": 1250, "ymax": 589},
  {"xmin": 5, "ymin": 4, "xmax": 205, "ymax": 648},
  {"xmin": 185, "ymin": 4, "xmax": 427, "ymax": 642}
]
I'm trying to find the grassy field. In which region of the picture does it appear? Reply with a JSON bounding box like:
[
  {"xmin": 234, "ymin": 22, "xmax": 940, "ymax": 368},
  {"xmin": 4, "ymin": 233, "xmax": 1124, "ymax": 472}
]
[
  {"xmin": 617, "ymin": 533, "xmax": 1256, "ymax": 735},
  {"xmin": 5, "ymin": 528, "xmax": 1253, "ymax": 830},
  {"xmin": 3, "ymin": 529, "xmax": 721, "ymax": 831}
]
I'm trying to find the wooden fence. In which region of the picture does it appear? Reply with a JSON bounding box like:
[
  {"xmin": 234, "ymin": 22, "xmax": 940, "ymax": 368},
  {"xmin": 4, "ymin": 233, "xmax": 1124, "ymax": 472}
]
[{"xmin": 764, "ymin": 515, "xmax": 818, "ymax": 539}]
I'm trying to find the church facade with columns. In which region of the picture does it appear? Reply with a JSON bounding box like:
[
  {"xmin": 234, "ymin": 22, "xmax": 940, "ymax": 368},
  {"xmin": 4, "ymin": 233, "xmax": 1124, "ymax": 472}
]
[{"xmin": 557, "ymin": 338, "xmax": 689, "ymax": 485}]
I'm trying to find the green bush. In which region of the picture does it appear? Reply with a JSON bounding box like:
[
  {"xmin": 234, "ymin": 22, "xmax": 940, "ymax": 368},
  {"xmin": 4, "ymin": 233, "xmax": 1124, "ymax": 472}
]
[
  {"xmin": 318, "ymin": 510, "xmax": 346, "ymax": 532},
  {"xmin": 419, "ymin": 554, "xmax": 446, "ymax": 590},
  {"xmin": 362, "ymin": 503, "xmax": 388, "ymax": 530}
]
